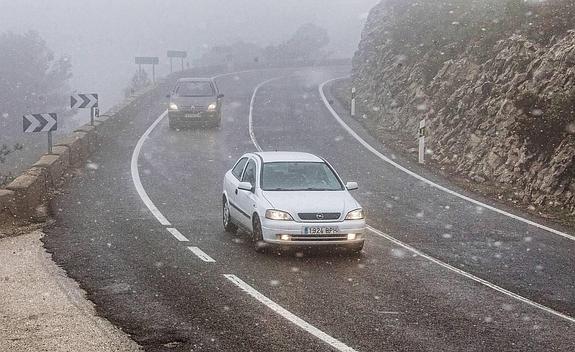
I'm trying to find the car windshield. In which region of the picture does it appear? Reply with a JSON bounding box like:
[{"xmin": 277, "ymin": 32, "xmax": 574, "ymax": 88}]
[
  {"xmin": 261, "ymin": 162, "xmax": 343, "ymax": 191},
  {"xmin": 175, "ymin": 81, "xmax": 214, "ymax": 97}
]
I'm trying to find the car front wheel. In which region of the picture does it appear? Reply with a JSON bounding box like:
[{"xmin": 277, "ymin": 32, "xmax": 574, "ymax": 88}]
[
  {"xmin": 252, "ymin": 215, "xmax": 265, "ymax": 253},
  {"xmin": 222, "ymin": 199, "xmax": 238, "ymax": 233}
]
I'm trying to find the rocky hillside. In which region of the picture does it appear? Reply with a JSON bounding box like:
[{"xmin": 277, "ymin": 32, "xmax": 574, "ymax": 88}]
[{"xmin": 352, "ymin": 0, "xmax": 575, "ymax": 216}]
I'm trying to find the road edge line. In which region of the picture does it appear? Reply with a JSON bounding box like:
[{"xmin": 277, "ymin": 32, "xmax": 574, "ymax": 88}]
[
  {"xmin": 367, "ymin": 226, "xmax": 575, "ymax": 324},
  {"xmin": 130, "ymin": 110, "xmax": 171, "ymax": 226},
  {"xmin": 317, "ymin": 77, "xmax": 575, "ymax": 242}
]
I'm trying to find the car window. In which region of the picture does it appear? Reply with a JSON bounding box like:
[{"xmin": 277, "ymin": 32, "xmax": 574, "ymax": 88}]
[
  {"xmin": 231, "ymin": 158, "xmax": 248, "ymax": 179},
  {"xmin": 241, "ymin": 160, "xmax": 257, "ymax": 185},
  {"xmin": 175, "ymin": 81, "xmax": 215, "ymax": 97},
  {"xmin": 261, "ymin": 162, "xmax": 343, "ymax": 191}
]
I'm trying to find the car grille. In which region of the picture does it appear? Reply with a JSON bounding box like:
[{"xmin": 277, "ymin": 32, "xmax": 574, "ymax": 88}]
[
  {"xmin": 180, "ymin": 105, "xmax": 206, "ymax": 113},
  {"xmin": 298, "ymin": 212, "xmax": 341, "ymax": 221}
]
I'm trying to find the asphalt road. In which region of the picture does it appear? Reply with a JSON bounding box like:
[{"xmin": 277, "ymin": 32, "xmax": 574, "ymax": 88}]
[{"xmin": 44, "ymin": 67, "xmax": 575, "ymax": 351}]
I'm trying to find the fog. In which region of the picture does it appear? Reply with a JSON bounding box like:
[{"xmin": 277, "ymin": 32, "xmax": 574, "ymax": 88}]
[{"xmin": 0, "ymin": 0, "xmax": 378, "ymax": 109}]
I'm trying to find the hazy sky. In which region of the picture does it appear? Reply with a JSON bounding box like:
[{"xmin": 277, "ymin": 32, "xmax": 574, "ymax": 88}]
[{"xmin": 0, "ymin": 0, "xmax": 378, "ymax": 107}]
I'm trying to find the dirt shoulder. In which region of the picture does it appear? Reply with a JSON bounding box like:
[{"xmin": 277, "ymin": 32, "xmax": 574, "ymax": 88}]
[{"xmin": 0, "ymin": 230, "xmax": 141, "ymax": 352}]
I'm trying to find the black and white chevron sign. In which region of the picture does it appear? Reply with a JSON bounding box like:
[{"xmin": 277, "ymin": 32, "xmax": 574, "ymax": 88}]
[
  {"xmin": 23, "ymin": 113, "xmax": 57, "ymax": 133},
  {"xmin": 71, "ymin": 93, "xmax": 98, "ymax": 109}
]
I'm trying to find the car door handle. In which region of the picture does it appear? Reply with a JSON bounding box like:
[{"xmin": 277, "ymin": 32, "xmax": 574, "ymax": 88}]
[{"xmin": 235, "ymin": 188, "xmax": 238, "ymax": 195}]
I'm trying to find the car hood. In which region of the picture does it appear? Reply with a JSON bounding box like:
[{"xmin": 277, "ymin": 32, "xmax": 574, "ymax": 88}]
[
  {"xmin": 261, "ymin": 190, "xmax": 360, "ymax": 218},
  {"xmin": 171, "ymin": 96, "xmax": 216, "ymax": 107}
]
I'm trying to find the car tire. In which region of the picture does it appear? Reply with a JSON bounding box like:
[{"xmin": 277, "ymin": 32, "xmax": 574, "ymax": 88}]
[
  {"xmin": 222, "ymin": 198, "xmax": 238, "ymax": 233},
  {"xmin": 252, "ymin": 215, "xmax": 266, "ymax": 253}
]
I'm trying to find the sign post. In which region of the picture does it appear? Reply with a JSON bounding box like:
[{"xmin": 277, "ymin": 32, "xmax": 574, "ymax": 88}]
[
  {"xmin": 167, "ymin": 51, "xmax": 187, "ymax": 73},
  {"xmin": 23, "ymin": 113, "xmax": 58, "ymax": 154},
  {"xmin": 418, "ymin": 119, "xmax": 426, "ymax": 164},
  {"xmin": 351, "ymin": 87, "xmax": 356, "ymax": 117},
  {"xmin": 71, "ymin": 93, "xmax": 99, "ymax": 125},
  {"xmin": 135, "ymin": 57, "xmax": 160, "ymax": 83}
]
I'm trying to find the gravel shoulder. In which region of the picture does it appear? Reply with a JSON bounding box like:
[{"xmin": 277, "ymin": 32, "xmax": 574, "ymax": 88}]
[{"xmin": 0, "ymin": 230, "xmax": 141, "ymax": 352}]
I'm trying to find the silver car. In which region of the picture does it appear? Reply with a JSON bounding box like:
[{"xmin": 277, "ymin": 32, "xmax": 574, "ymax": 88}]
[
  {"xmin": 167, "ymin": 78, "xmax": 224, "ymax": 128},
  {"xmin": 222, "ymin": 152, "xmax": 366, "ymax": 253}
]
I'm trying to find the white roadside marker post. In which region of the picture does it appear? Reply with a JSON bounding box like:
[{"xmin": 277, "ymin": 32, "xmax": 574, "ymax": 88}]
[
  {"xmin": 418, "ymin": 119, "xmax": 426, "ymax": 164},
  {"xmin": 351, "ymin": 87, "xmax": 356, "ymax": 117}
]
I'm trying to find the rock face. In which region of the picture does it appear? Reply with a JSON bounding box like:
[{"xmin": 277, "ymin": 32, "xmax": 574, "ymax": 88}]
[{"xmin": 352, "ymin": 0, "xmax": 575, "ymax": 215}]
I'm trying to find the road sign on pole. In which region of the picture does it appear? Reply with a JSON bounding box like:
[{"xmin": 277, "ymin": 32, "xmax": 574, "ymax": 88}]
[
  {"xmin": 71, "ymin": 93, "xmax": 99, "ymax": 126},
  {"xmin": 418, "ymin": 119, "xmax": 426, "ymax": 164},
  {"xmin": 167, "ymin": 51, "xmax": 187, "ymax": 73},
  {"xmin": 71, "ymin": 93, "xmax": 98, "ymax": 109},
  {"xmin": 23, "ymin": 113, "xmax": 58, "ymax": 154},
  {"xmin": 135, "ymin": 57, "xmax": 159, "ymax": 83}
]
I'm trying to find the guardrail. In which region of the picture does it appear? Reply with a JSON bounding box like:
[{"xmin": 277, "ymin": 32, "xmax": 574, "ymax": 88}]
[{"xmin": 0, "ymin": 82, "xmax": 161, "ymax": 225}]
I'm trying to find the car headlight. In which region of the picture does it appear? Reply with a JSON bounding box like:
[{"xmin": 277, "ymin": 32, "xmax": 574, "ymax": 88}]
[
  {"xmin": 207, "ymin": 102, "xmax": 217, "ymax": 111},
  {"xmin": 265, "ymin": 209, "xmax": 293, "ymax": 221},
  {"xmin": 345, "ymin": 208, "xmax": 364, "ymax": 220},
  {"xmin": 169, "ymin": 103, "xmax": 178, "ymax": 110}
]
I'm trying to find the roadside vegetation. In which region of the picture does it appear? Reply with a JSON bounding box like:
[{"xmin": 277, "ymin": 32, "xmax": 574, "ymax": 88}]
[
  {"xmin": 0, "ymin": 31, "xmax": 72, "ymax": 184},
  {"xmin": 351, "ymin": 0, "xmax": 575, "ymax": 220}
]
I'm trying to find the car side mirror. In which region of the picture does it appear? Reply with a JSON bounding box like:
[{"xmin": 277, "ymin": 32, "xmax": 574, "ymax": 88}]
[
  {"xmin": 238, "ymin": 181, "xmax": 253, "ymax": 192},
  {"xmin": 217, "ymin": 93, "xmax": 224, "ymax": 99},
  {"xmin": 346, "ymin": 182, "xmax": 358, "ymax": 191}
]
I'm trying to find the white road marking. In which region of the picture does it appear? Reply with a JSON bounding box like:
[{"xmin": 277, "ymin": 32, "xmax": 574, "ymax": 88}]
[
  {"xmin": 224, "ymin": 274, "xmax": 358, "ymax": 352},
  {"xmin": 318, "ymin": 77, "xmax": 575, "ymax": 242},
  {"xmin": 167, "ymin": 228, "xmax": 189, "ymax": 242},
  {"xmin": 247, "ymin": 75, "xmax": 575, "ymax": 324},
  {"xmin": 187, "ymin": 246, "xmax": 216, "ymax": 262},
  {"xmin": 249, "ymin": 77, "xmax": 284, "ymax": 152},
  {"xmin": 131, "ymin": 70, "xmax": 278, "ymax": 227},
  {"xmin": 367, "ymin": 226, "xmax": 575, "ymax": 324},
  {"xmin": 131, "ymin": 110, "xmax": 172, "ymax": 226}
]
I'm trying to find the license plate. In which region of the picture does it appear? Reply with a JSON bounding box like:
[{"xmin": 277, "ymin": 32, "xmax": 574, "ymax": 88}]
[
  {"xmin": 185, "ymin": 113, "xmax": 200, "ymax": 118},
  {"xmin": 303, "ymin": 227, "xmax": 339, "ymax": 235}
]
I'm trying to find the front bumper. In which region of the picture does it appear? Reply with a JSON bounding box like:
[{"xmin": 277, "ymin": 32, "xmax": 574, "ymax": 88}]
[
  {"xmin": 168, "ymin": 110, "xmax": 220, "ymax": 125},
  {"xmin": 261, "ymin": 218, "xmax": 366, "ymax": 246}
]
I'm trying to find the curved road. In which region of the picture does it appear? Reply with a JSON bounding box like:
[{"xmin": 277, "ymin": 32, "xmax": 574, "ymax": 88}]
[{"xmin": 45, "ymin": 67, "xmax": 575, "ymax": 351}]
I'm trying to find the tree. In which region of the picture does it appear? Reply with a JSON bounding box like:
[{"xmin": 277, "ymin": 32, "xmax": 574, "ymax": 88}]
[
  {"xmin": 0, "ymin": 31, "xmax": 72, "ymax": 131},
  {"xmin": 264, "ymin": 23, "xmax": 330, "ymax": 64},
  {"xmin": 124, "ymin": 69, "xmax": 151, "ymax": 97},
  {"xmin": 0, "ymin": 31, "xmax": 72, "ymax": 183}
]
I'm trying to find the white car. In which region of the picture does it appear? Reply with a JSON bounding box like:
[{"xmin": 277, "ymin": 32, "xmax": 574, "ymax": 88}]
[{"xmin": 222, "ymin": 152, "xmax": 366, "ymax": 253}]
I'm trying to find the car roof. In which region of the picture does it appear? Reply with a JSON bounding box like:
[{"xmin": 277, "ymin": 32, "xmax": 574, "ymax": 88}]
[
  {"xmin": 254, "ymin": 151, "xmax": 324, "ymax": 163},
  {"xmin": 176, "ymin": 77, "xmax": 213, "ymax": 83}
]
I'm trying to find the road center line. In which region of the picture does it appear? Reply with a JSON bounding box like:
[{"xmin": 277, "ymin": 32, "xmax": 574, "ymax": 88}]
[
  {"xmin": 318, "ymin": 77, "xmax": 575, "ymax": 242},
  {"xmin": 166, "ymin": 228, "xmax": 189, "ymax": 242},
  {"xmin": 367, "ymin": 226, "xmax": 575, "ymax": 324},
  {"xmin": 187, "ymin": 247, "xmax": 216, "ymax": 262},
  {"xmin": 249, "ymin": 77, "xmax": 284, "ymax": 152},
  {"xmin": 223, "ymin": 274, "xmax": 358, "ymax": 352},
  {"xmin": 131, "ymin": 70, "xmax": 277, "ymax": 227}
]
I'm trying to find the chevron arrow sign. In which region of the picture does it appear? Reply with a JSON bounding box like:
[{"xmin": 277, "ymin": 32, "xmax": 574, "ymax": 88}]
[
  {"xmin": 71, "ymin": 93, "xmax": 98, "ymax": 109},
  {"xmin": 23, "ymin": 113, "xmax": 58, "ymax": 133}
]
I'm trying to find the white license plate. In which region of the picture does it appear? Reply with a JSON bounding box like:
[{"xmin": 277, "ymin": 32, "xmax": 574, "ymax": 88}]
[
  {"xmin": 185, "ymin": 113, "xmax": 200, "ymax": 118},
  {"xmin": 303, "ymin": 227, "xmax": 339, "ymax": 235}
]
